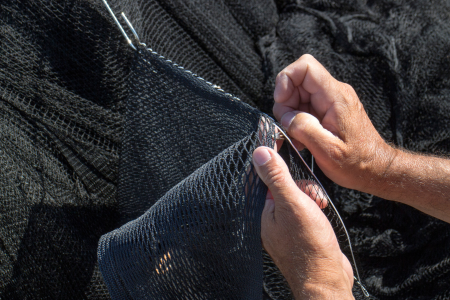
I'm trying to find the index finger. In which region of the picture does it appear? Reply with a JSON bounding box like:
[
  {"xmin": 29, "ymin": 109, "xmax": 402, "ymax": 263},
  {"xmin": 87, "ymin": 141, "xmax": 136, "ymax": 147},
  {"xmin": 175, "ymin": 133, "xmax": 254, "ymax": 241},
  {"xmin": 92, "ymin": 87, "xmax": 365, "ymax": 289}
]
[{"xmin": 273, "ymin": 54, "xmax": 338, "ymax": 121}]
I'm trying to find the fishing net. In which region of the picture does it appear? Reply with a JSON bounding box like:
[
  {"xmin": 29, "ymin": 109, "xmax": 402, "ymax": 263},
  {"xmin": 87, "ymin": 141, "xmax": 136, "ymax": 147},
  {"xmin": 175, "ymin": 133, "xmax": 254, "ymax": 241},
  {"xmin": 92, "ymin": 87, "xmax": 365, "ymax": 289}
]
[
  {"xmin": 95, "ymin": 41, "xmax": 362, "ymax": 298},
  {"xmin": 1, "ymin": 0, "xmax": 449, "ymax": 299}
]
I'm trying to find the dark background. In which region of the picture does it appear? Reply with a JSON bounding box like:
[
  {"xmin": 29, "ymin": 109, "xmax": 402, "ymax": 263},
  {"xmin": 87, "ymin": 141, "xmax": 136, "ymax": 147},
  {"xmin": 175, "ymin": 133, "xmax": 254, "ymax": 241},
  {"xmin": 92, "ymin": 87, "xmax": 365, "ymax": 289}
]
[{"xmin": 0, "ymin": 0, "xmax": 449, "ymax": 299}]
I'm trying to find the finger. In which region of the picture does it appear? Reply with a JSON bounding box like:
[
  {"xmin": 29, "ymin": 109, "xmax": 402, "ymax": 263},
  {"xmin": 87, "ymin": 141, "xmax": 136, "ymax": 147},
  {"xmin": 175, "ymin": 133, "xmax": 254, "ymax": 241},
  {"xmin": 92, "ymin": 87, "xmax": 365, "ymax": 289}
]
[
  {"xmin": 273, "ymin": 100, "xmax": 317, "ymax": 122},
  {"xmin": 274, "ymin": 54, "xmax": 339, "ymax": 120},
  {"xmin": 296, "ymin": 180, "xmax": 328, "ymax": 209},
  {"xmin": 273, "ymin": 87, "xmax": 301, "ymax": 121},
  {"xmin": 273, "ymin": 102, "xmax": 294, "ymax": 122},
  {"xmin": 252, "ymin": 147, "xmax": 316, "ymax": 216},
  {"xmin": 274, "ymin": 72, "xmax": 295, "ymax": 104},
  {"xmin": 262, "ymin": 193, "xmax": 275, "ymax": 222},
  {"xmin": 281, "ymin": 112, "xmax": 344, "ymax": 161},
  {"xmin": 298, "ymin": 84, "xmax": 311, "ymax": 104},
  {"xmin": 292, "ymin": 139, "xmax": 305, "ymax": 151},
  {"xmin": 284, "ymin": 54, "xmax": 334, "ymax": 95}
]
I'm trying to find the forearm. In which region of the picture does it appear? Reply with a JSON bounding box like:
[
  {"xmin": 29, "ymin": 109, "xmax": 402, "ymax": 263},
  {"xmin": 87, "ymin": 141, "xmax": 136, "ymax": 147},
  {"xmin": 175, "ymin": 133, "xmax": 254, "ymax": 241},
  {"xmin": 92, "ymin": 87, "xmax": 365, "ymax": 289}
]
[
  {"xmin": 368, "ymin": 147, "xmax": 450, "ymax": 223},
  {"xmin": 276, "ymin": 256, "xmax": 354, "ymax": 300},
  {"xmin": 291, "ymin": 284, "xmax": 354, "ymax": 300},
  {"xmin": 290, "ymin": 279, "xmax": 355, "ymax": 300}
]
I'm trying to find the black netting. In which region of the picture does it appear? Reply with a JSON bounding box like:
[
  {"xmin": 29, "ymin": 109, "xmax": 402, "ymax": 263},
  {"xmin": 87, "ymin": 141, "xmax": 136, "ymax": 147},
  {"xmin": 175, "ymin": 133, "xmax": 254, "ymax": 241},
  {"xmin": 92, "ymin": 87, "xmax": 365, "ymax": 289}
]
[
  {"xmin": 116, "ymin": 48, "xmax": 266, "ymax": 224},
  {"xmin": 99, "ymin": 117, "xmax": 272, "ymax": 299},
  {"xmin": 98, "ymin": 46, "xmax": 361, "ymax": 299},
  {"xmin": 1, "ymin": 0, "xmax": 450, "ymax": 299},
  {"xmin": 0, "ymin": 1, "xmax": 126, "ymax": 298},
  {"xmin": 98, "ymin": 47, "xmax": 285, "ymax": 299}
]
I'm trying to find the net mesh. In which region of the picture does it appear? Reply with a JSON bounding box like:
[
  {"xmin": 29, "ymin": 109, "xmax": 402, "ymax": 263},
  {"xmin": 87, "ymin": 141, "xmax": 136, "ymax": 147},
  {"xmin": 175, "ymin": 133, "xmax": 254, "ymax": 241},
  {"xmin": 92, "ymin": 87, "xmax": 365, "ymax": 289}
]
[
  {"xmin": 0, "ymin": 0, "xmax": 125, "ymax": 298},
  {"xmin": 0, "ymin": 0, "xmax": 449, "ymax": 299},
  {"xmin": 98, "ymin": 45, "xmax": 360, "ymax": 299}
]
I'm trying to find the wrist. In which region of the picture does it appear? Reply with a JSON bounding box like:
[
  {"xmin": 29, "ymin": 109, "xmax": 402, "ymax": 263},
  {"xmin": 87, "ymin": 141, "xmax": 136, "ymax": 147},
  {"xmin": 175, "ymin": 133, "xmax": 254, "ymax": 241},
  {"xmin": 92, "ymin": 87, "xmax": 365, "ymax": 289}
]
[
  {"xmin": 293, "ymin": 281, "xmax": 354, "ymax": 300},
  {"xmin": 279, "ymin": 263, "xmax": 354, "ymax": 300},
  {"xmin": 361, "ymin": 142, "xmax": 399, "ymax": 197}
]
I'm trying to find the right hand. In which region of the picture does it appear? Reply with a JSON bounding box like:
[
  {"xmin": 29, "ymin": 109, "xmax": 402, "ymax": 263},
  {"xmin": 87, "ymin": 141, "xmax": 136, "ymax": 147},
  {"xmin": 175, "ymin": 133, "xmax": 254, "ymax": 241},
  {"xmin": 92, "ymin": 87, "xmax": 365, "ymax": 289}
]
[{"xmin": 273, "ymin": 54, "xmax": 396, "ymax": 194}]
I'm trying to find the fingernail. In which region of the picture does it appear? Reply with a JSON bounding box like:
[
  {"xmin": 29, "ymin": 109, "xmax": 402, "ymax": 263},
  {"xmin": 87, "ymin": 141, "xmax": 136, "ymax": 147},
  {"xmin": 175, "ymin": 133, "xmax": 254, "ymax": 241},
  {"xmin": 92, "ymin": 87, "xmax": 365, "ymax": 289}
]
[
  {"xmin": 281, "ymin": 112, "xmax": 295, "ymax": 129},
  {"xmin": 253, "ymin": 147, "xmax": 272, "ymax": 166},
  {"xmin": 274, "ymin": 73, "xmax": 288, "ymax": 102}
]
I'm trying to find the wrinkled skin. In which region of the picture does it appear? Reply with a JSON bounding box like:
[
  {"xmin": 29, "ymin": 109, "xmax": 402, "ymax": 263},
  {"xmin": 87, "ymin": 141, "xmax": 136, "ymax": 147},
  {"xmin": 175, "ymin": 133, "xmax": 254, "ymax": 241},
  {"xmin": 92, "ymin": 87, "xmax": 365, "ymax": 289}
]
[
  {"xmin": 273, "ymin": 54, "xmax": 395, "ymax": 194},
  {"xmin": 256, "ymin": 54, "xmax": 450, "ymax": 299},
  {"xmin": 253, "ymin": 147, "xmax": 354, "ymax": 299}
]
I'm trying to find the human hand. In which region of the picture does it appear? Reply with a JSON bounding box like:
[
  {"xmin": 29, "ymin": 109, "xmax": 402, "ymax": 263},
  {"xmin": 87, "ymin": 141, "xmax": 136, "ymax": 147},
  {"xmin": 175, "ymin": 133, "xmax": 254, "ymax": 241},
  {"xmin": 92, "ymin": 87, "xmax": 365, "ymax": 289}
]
[
  {"xmin": 272, "ymin": 54, "xmax": 396, "ymax": 194},
  {"xmin": 253, "ymin": 146, "xmax": 354, "ymax": 299}
]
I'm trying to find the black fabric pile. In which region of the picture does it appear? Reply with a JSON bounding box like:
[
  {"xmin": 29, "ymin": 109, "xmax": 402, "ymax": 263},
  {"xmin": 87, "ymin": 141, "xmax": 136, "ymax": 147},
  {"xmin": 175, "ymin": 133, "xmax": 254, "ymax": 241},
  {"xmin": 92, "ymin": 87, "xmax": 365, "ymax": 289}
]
[{"xmin": 1, "ymin": 0, "xmax": 450, "ymax": 299}]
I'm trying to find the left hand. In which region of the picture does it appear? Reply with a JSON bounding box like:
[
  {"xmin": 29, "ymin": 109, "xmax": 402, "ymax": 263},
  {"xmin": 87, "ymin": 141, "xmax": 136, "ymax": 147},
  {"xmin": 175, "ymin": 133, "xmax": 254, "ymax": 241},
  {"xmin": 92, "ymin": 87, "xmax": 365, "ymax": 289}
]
[{"xmin": 253, "ymin": 146, "xmax": 354, "ymax": 299}]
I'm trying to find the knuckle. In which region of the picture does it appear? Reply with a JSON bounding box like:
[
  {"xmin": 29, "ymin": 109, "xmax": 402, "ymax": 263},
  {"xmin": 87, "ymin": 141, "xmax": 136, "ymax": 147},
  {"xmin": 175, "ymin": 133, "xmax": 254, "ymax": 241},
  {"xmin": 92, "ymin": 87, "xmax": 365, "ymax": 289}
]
[
  {"xmin": 322, "ymin": 75, "xmax": 334, "ymax": 92},
  {"xmin": 326, "ymin": 143, "xmax": 347, "ymax": 165},
  {"xmin": 341, "ymin": 83, "xmax": 353, "ymax": 96},
  {"xmin": 290, "ymin": 113, "xmax": 317, "ymax": 133},
  {"xmin": 300, "ymin": 53, "xmax": 315, "ymax": 62},
  {"xmin": 264, "ymin": 164, "xmax": 289, "ymax": 190},
  {"xmin": 342, "ymin": 82, "xmax": 354, "ymax": 93},
  {"xmin": 275, "ymin": 71, "xmax": 283, "ymax": 82},
  {"xmin": 341, "ymin": 83, "xmax": 359, "ymax": 103}
]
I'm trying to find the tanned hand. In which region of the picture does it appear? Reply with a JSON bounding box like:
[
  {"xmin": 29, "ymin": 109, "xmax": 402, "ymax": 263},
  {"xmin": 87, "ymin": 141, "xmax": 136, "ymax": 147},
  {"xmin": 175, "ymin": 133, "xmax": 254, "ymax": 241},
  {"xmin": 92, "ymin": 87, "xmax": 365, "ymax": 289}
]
[
  {"xmin": 254, "ymin": 147, "xmax": 355, "ymax": 299},
  {"xmin": 273, "ymin": 54, "xmax": 450, "ymax": 223}
]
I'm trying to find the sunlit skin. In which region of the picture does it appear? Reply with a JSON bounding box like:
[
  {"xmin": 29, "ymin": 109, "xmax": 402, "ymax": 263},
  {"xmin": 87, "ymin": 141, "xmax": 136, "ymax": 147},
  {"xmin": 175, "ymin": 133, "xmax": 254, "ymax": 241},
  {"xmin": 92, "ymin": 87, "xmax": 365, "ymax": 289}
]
[
  {"xmin": 255, "ymin": 54, "xmax": 450, "ymax": 299},
  {"xmin": 254, "ymin": 147, "xmax": 354, "ymax": 299}
]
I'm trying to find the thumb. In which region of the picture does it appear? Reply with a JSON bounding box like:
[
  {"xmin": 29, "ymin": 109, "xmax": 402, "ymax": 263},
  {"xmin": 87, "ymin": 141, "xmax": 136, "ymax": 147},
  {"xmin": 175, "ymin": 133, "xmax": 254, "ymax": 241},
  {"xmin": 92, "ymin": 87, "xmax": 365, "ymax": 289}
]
[
  {"xmin": 280, "ymin": 112, "xmax": 344, "ymax": 161},
  {"xmin": 253, "ymin": 146, "xmax": 333, "ymax": 255},
  {"xmin": 252, "ymin": 146, "xmax": 317, "ymax": 222},
  {"xmin": 252, "ymin": 147, "xmax": 301, "ymax": 208}
]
